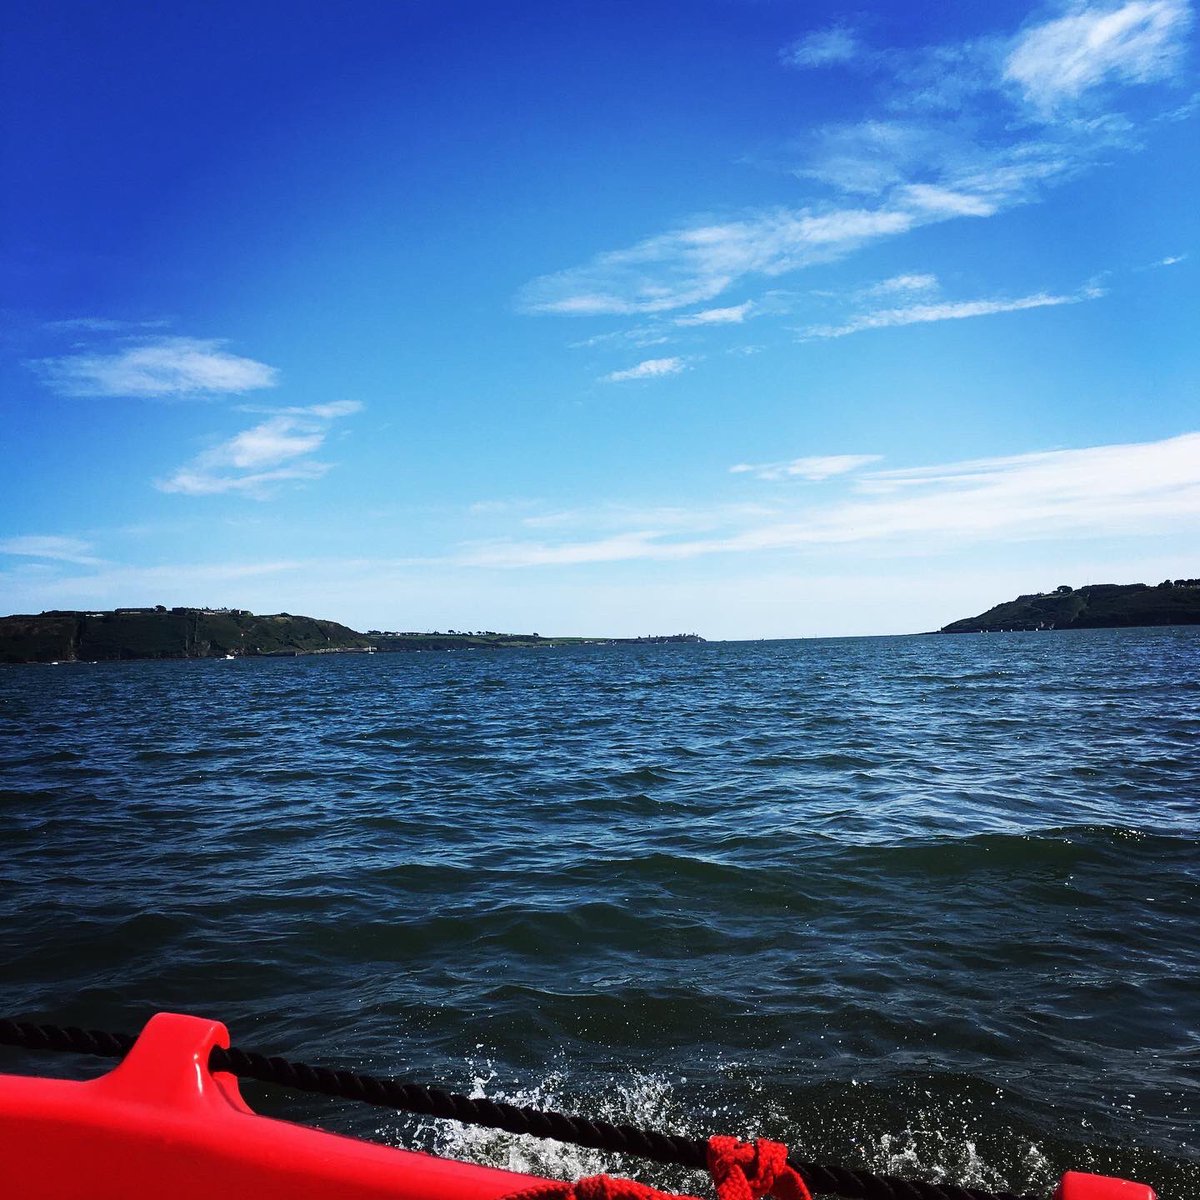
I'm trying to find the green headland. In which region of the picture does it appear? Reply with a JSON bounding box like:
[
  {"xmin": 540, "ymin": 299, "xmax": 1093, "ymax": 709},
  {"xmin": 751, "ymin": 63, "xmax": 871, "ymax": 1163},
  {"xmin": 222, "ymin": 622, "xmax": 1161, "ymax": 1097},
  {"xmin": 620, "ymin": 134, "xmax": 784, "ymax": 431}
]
[
  {"xmin": 0, "ymin": 607, "xmax": 374, "ymax": 664},
  {"xmin": 0, "ymin": 606, "xmax": 704, "ymax": 664},
  {"xmin": 939, "ymin": 578, "xmax": 1200, "ymax": 633}
]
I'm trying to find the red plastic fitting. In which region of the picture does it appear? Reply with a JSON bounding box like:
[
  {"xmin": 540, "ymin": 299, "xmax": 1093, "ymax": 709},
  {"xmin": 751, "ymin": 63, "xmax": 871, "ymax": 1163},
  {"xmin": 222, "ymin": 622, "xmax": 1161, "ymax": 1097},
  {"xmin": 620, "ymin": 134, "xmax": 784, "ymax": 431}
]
[
  {"xmin": 0, "ymin": 1012, "xmax": 536, "ymax": 1200},
  {"xmin": 1054, "ymin": 1171, "xmax": 1158, "ymax": 1200}
]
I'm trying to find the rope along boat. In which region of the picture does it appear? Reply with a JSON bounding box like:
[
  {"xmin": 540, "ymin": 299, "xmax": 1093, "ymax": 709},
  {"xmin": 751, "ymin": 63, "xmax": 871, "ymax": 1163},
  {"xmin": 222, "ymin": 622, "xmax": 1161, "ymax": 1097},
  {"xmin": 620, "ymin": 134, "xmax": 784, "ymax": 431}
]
[{"xmin": 0, "ymin": 1012, "xmax": 1155, "ymax": 1200}]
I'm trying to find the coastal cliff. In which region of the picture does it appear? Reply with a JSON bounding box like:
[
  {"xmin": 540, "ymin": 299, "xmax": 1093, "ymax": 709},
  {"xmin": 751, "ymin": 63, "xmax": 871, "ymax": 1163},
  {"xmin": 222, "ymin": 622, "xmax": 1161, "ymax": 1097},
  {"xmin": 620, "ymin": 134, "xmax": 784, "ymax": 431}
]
[
  {"xmin": 0, "ymin": 607, "xmax": 373, "ymax": 663},
  {"xmin": 939, "ymin": 579, "xmax": 1200, "ymax": 633}
]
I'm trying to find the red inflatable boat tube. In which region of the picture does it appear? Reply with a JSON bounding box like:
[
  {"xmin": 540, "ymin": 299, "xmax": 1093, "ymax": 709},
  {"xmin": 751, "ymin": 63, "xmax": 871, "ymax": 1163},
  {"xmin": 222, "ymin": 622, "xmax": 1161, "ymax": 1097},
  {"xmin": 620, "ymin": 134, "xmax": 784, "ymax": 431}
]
[
  {"xmin": 0, "ymin": 1011, "xmax": 538, "ymax": 1200},
  {"xmin": 0, "ymin": 1012, "xmax": 1158, "ymax": 1200}
]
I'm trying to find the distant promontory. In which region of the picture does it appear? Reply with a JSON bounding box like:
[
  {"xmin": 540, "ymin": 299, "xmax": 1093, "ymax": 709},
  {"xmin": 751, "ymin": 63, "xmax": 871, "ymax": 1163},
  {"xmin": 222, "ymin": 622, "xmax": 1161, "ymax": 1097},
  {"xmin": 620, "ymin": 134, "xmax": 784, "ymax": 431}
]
[
  {"xmin": 0, "ymin": 606, "xmax": 704, "ymax": 664},
  {"xmin": 939, "ymin": 579, "xmax": 1200, "ymax": 634},
  {"xmin": 0, "ymin": 607, "xmax": 374, "ymax": 664}
]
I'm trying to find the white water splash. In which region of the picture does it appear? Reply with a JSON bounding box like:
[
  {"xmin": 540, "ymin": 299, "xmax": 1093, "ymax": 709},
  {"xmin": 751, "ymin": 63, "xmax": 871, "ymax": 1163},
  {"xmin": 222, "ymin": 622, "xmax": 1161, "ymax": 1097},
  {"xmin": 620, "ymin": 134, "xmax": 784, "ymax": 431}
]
[
  {"xmin": 873, "ymin": 1125, "xmax": 1052, "ymax": 1192},
  {"xmin": 373, "ymin": 1056, "xmax": 1056, "ymax": 1197}
]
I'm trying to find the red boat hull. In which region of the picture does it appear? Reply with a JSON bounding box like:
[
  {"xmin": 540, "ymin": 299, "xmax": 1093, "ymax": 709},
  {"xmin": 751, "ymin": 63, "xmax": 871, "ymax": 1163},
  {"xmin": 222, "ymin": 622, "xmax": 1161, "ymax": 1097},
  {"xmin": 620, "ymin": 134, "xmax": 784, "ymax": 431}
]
[
  {"xmin": 0, "ymin": 1012, "xmax": 539, "ymax": 1200},
  {"xmin": 0, "ymin": 1012, "xmax": 1157, "ymax": 1200}
]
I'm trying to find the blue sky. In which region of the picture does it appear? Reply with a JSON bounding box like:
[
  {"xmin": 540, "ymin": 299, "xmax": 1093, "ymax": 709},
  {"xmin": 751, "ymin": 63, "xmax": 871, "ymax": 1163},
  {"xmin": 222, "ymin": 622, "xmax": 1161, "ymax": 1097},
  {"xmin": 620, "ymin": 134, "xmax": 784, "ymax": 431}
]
[{"xmin": 2, "ymin": 0, "xmax": 1197, "ymax": 637}]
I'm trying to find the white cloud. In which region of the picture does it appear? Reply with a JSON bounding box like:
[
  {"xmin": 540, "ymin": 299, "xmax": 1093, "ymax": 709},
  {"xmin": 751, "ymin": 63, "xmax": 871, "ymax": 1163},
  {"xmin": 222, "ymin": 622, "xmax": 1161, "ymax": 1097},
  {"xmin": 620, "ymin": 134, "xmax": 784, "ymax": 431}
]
[
  {"xmin": 0, "ymin": 535, "xmax": 104, "ymax": 566},
  {"xmin": 0, "ymin": 557, "xmax": 319, "ymax": 617},
  {"xmin": 158, "ymin": 462, "xmax": 330, "ymax": 497},
  {"xmin": 517, "ymin": 500, "xmax": 774, "ymax": 535},
  {"xmin": 942, "ymin": 141, "xmax": 1098, "ymax": 202},
  {"xmin": 157, "ymin": 402, "xmax": 361, "ymax": 497},
  {"xmin": 282, "ymin": 400, "xmax": 363, "ymax": 420},
  {"xmin": 828, "ymin": 433, "xmax": 1200, "ymax": 542},
  {"xmin": 603, "ymin": 357, "xmax": 686, "ymax": 382},
  {"xmin": 519, "ymin": 5, "xmax": 1191, "ymax": 324},
  {"xmin": 804, "ymin": 284, "xmax": 1103, "ymax": 339},
  {"xmin": 793, "ymin": 119, "xmax": 942, "ymax": 195},
  {"xmin": 1155, "ymin": 88, "xmax": 1200, "ymax": 120},
  {"xmin": 452, "ymin": 432, "xmax": 1200, "ymax": 568},
  {"xmin": 885, "ymin": 38, "xmax": 1002, "ymax": 115},
  {"xmin": 44, "ymin": 317, "xmax": 171, "ymax": 333},
  {"xmin": 1153, "ymin": 253, "xmax": 1187, "ymax": 265},
  {"xmin": 781, "ymin": 27, "xmax": 862, "ymax": 69},
  {"xmin": 463, "ymin": 531, "xmax": 671, "ymax": 568},
  {"xmin": 569, "ymin": 327, "xmax": 671, "ymax": 350},
  {"xmin": 33, "ymin": 337, "xmax": 279, "ymax": 398},
  {"xmin": 467, "ymin": 498, "xmax": 544, "ymax": 517},
  {"xmin": 900, "ymin": 183, "xmax": 999, "ymax": 217},
  {"xmin": 218, "ymin": 420, "xmax": 326, "ymax": 471},
  {"xmin": 518, "ymin": 122, "xmax": 1117, "ymax": 321},
  {"xmin": 1004, "ymin": 1, "xmax": 1192, "ymax": 110},
  {"xmin": 674, "ymin": 302, "xmax": 754, "ymax": 326},
  {"xmin": 730, "ymin": 454, "xmax": 882, "ymax": 482},
  {"xmin": 858, "ymin": 273, "xmax": 940, "ymax": 298},
  {"xmin": 520, "ymin": 207, "xmax": 914, "ymax": 316},
  {"xmin": 797, "ymin": 115, "xmax": 1101, "ymax": 212}
]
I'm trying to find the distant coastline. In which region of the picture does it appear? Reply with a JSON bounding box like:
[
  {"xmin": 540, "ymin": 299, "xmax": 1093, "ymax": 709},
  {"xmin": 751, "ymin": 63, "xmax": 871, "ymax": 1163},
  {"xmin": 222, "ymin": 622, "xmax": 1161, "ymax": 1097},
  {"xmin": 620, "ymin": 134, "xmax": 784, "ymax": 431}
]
[
  {"xmin": 7, "ymin": 580, "xmax": 1199, "ymax": 662},
  {"xmin": 938, "ymin": 578, "xmax": 1200, "ymax": 634},
  {"xmin": 0, "ymin": 606, "xmax": 705, "ymax": 664}
]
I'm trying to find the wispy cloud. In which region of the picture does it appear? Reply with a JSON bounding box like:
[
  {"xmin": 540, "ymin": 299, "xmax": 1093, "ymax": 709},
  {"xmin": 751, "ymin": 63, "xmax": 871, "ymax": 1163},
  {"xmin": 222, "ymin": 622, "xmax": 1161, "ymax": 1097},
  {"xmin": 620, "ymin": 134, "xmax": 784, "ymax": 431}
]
[
  {"xmin": 157, "ymin": 401, "xmax": 362, "ymax": 497},
  {"xmin": 674, "ymin": 302, "xmax": 754, "ymax": 326},
  {"xmin": 1004, "ymin": 0, "xmax": 1193, "ymax": 111},
  {"xmin": 791, "ymin": 118, "xmax": 945, "ymax": 195},
  {"xmin": 730, "ymin": 454, "xmax": 882, "ymax": 482},
  {"xmin": 0, "ymin": 535, "xmax": 104, "ymax": 566},
  {"xmin": 857, "ymin": 273, "xmax": 940, "ymax": 298},
  {"xmin": 570, "ymin": 327, "xmax": 670, "ymax": 350},
  {"xmin": 463, "ymin": 531, "xmax": 672, "ymax": 568},
  {"xmin": 1155, "ymin": 87, "xmax": 1200, "ymax": 120},
  {"xmin": 467, "ymin": 498, "xmax": 544, "ymax": 517},
  {"xmin": 453, "ymin": 432, "xmax": 1200, "ymax": 568},
  {"xmin": 242, "ymin": 400, "xmax": 362, "ymax": 421},
  {"xmin": 519, "ymin": 4, "xmax": 1192, "ymax": 322},
  {"xmin": 603, "ymin": 357, "xmax": 686, "ymax": 382},
  {"xmin": 794, "ymin": 113, "xmax": 1123, "ymax": 223},
  {"xmin": 43, "ymin": 317, "xmax": 172, "ymax": 334},
  {"xmin": 1153, "ymin": 252, "xmax": 1187, "ymax": 266},
  {"xmin": 516, "ymin": 500, "xmax": 773, "ymax": 534},
  {"xmin": 781, "ymin": 27, "xmax": 862, "ymax": 69},
  {"xmin": 33, "ymin": 336, "xmax": 279, "ymax": 398},
  {"xmin": 899, "ymin": 183, "xmax": 999, "ymax": 217},
  {"xmin": 803, "ymin": 283, "xmax": 1105, "ymax": 339},
  {"xmin": 885, "ymin": 37, "xmax": 1002, "ymax": 115},
  {"xmin": 0, "ymin": 557, "xmax": 318, "ymax": 614},
  {"xmin": 521, "ymin": 208, "xmax": 914, "ymax": 316}
]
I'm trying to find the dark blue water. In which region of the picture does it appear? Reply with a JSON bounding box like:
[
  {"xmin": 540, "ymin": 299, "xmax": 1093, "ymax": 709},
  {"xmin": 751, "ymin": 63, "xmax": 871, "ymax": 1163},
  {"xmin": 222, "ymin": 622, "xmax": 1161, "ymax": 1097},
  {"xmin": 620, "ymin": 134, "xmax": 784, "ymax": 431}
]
[{"xmin": 2, "ymin": 629, "xmax": 1197, "ymax": 1196}]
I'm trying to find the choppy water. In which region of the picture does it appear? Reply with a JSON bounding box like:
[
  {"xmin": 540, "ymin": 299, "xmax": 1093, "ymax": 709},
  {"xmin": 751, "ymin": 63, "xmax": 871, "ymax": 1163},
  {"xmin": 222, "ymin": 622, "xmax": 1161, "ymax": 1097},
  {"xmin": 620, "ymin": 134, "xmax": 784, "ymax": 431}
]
[{"xmin": 2, "ymin": 629, "xmax": 1197, "ymax": 1196}]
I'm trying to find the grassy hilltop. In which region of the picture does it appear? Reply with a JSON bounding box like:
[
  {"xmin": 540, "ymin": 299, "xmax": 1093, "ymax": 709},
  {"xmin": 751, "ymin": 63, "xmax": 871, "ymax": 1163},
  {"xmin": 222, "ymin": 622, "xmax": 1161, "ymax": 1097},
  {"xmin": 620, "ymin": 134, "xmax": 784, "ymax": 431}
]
[
  {"xmin": 0, "ymin": 607, "xmax": 372, "ymax": 663},
  {"xmin": 939, "ymin": 578, "xmax": 1200, "ymax": 633}
]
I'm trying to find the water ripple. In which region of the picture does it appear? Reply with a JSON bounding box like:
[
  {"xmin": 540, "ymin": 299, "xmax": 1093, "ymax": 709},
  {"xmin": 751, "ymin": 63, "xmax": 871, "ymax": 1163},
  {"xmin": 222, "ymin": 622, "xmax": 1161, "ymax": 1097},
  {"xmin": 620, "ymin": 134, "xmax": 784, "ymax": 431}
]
[{"xmin": 1, "ymin": 628, "xmax": 1197, "ymax": 1192}]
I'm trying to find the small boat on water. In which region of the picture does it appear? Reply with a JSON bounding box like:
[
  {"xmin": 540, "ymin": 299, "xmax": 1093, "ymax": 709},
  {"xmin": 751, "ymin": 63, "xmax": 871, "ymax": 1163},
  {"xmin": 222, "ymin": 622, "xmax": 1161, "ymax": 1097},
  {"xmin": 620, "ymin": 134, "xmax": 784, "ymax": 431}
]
[{"xmin": 0, "ymin": 1013, "xmax": 1156, "ymax": 1200}]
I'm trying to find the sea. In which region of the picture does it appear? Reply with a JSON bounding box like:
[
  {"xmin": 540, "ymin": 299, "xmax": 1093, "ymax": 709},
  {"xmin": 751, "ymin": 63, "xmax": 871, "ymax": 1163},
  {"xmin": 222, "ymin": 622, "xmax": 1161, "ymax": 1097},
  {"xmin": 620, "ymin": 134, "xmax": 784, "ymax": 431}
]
[{"xmin": 2, "ymin": 628, "xmax": 1197, "ymax": 1197}]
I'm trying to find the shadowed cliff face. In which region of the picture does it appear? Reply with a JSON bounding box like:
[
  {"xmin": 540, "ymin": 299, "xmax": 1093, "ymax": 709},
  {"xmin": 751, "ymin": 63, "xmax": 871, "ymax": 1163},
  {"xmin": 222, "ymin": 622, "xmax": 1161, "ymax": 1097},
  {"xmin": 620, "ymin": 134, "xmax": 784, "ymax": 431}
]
[
  {"xmin": 0, "ymin": 612, "xmax": 83, "ymax": 662},
  {"xmin": 940, "ymin": 580, "xmax": 1200, "ymax": 633},
  {"xmin": 0, "ymin": 609, "xmax": 372, "ymax": 663}
]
